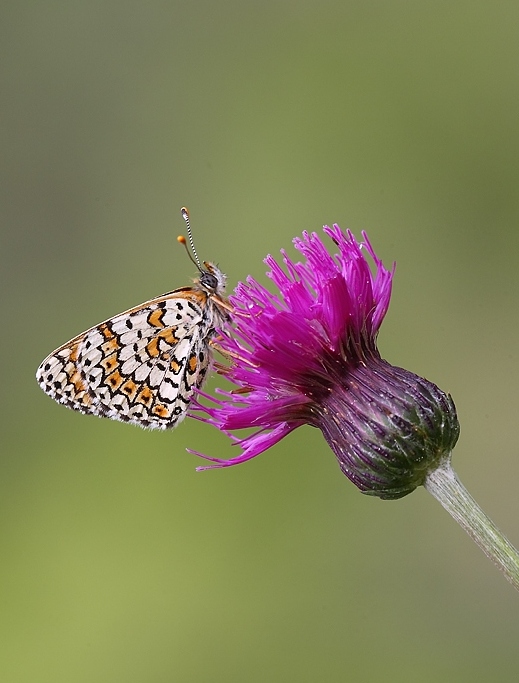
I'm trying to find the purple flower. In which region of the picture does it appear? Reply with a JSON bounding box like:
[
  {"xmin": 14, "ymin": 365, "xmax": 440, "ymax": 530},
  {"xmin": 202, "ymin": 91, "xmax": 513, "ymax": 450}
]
[{"xmin": 191, "ymin": 225, "xmax": 460, "ymax": 500}]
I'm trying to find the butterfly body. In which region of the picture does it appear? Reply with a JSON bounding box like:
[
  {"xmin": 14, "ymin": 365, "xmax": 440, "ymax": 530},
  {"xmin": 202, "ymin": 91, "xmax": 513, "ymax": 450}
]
[{"xmin": 36, "ymin": 262, "xmax": 229, "ymax": 429}]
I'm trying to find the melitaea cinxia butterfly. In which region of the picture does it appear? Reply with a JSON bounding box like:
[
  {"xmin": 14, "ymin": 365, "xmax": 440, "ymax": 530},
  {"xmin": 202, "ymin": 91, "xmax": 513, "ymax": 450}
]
[{"xmin": 36, "ymin": 208, "xmax": 231, "ymax": 429}]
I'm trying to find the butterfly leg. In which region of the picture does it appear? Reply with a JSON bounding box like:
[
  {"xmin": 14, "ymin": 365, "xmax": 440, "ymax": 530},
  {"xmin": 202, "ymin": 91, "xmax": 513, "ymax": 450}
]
[{"xmin": 209, "ymin": 337, "xmax": 258, "ymax": 367}]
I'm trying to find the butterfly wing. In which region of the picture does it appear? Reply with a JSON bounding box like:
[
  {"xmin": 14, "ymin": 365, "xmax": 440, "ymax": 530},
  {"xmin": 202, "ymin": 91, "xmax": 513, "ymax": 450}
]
[{"xmin": 36, "ymin": 289, "xmax": 215, "ymax": 429}]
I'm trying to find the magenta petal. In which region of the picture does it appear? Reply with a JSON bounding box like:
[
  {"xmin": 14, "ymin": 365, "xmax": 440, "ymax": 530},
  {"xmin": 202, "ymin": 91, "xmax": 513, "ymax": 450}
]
[{"xmin": 191, "ymin": 422, "xmax": 297, "ymax": 470}]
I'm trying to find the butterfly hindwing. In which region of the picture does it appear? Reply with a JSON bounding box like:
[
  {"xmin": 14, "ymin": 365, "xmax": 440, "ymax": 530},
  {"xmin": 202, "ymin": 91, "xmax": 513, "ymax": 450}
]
[{"xmin": 37, "ymin": 284, "xmax": 225, "ymax": 429}]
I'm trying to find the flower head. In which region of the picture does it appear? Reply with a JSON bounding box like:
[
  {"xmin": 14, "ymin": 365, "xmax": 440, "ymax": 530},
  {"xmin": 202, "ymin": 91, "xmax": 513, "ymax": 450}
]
[{"xmin": 192, "ymin": 225, "xmax": 460, "ymax": 500}]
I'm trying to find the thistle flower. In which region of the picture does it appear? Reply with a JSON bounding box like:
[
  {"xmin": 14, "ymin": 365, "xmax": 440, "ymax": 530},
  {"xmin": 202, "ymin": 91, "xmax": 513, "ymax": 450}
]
[
  {"xmin": 193, "ymin": 225, "xmax": 459, "ymax": 499},
  {"xmin": 191, "ymin": 224, "xmax": 519, "ymax": 591}
]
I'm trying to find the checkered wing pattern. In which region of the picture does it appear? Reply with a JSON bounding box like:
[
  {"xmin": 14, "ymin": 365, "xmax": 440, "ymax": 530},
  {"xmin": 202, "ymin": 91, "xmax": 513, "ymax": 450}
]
[{"xmin": 36, "ymin": 289, "xmax": 220, "ymax": 429}]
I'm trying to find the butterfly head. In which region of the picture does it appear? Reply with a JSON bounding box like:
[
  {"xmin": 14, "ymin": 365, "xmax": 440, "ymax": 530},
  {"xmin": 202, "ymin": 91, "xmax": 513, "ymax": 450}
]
[{"xmin": 198, "ymin": 262, "xmax": 226, "ymax": 296}]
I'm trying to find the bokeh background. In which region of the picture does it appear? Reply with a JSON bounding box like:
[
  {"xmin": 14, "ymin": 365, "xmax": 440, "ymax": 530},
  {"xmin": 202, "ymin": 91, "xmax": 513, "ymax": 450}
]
[{"xmin": 2, "ymin": 2, "xmax": 519, "ymax": 681}]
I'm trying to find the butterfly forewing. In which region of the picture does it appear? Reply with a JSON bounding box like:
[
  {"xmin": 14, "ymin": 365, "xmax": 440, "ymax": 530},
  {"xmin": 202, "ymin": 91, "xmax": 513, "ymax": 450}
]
[{"xmin": 36, "ymin": 276, "xmax": 228, "ymax": 429}]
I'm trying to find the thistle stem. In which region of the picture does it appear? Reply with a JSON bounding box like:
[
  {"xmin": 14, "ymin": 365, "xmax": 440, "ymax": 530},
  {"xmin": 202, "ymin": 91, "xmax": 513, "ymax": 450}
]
[{"xmin": 424, "ymin": 458, "xmax": 519, "ymax": 591}]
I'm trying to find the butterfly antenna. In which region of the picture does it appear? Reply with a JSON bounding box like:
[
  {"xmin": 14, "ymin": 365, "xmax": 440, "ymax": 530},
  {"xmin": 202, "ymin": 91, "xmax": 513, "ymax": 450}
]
[{"xmin": 179, "ymin": 207, "xmax": 203, "ymax": 272}]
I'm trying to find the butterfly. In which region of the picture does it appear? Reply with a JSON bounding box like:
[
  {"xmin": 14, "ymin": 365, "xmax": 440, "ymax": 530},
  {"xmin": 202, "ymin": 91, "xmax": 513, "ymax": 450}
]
[{"xmin": 36, "ymin": 208, "xmax": 231, "ymax": 430}]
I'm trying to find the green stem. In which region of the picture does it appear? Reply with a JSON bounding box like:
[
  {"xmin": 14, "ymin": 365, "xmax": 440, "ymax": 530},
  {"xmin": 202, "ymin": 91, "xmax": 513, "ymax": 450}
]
[{"xmin": 424, "ymin": 458, "xmax": 519, "ymax": 591}]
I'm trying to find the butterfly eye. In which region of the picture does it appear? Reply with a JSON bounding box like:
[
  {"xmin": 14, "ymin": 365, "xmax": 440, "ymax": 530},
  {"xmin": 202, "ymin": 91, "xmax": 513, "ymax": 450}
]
[{"xmin": 200, "ymin": 271, "xmax": 219, "ymax": 292}]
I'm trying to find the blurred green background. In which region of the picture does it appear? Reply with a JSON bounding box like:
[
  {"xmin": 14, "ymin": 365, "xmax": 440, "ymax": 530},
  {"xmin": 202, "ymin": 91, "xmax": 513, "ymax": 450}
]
[{"xmin": 2, "ymin": 1, "xmax": 519, "ymax": 681}]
